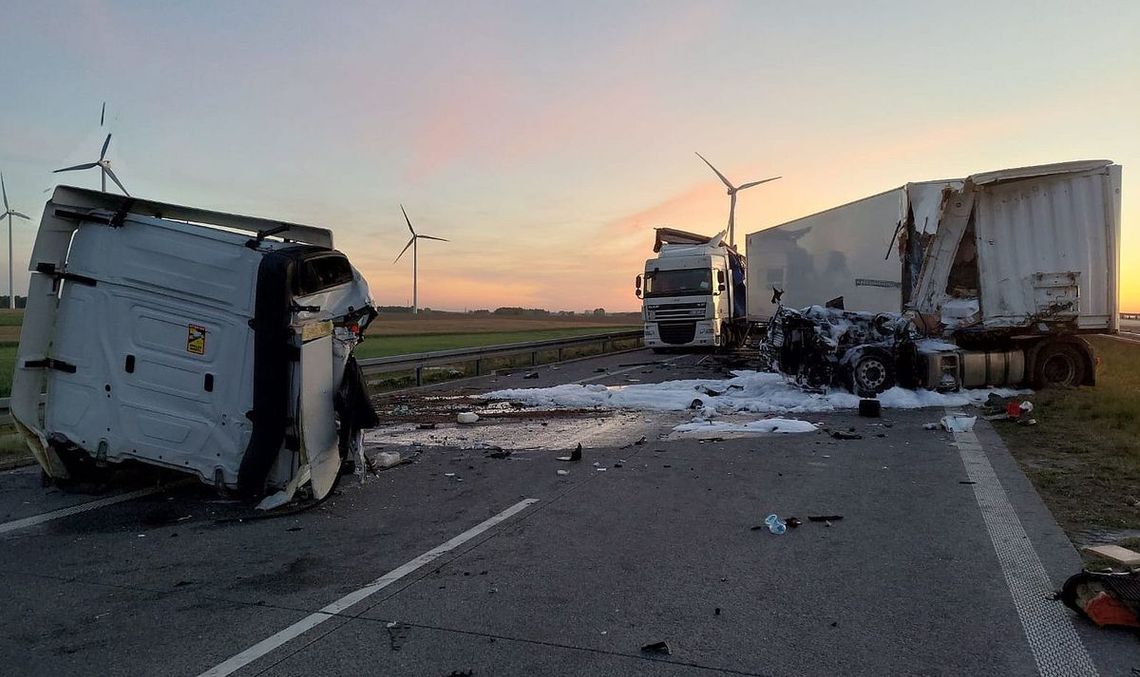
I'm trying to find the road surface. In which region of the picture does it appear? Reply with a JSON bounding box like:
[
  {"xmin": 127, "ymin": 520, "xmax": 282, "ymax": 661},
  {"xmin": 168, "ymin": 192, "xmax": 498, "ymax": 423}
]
[{"xmin": 0, "ymin": 349, "xmax": 1136, "ymax": 676}]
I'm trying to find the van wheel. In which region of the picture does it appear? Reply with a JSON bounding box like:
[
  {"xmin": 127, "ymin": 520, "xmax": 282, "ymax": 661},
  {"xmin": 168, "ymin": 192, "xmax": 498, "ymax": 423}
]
[
  {"xmin": 851, "ymin": 352, "xmax": 896, "ymax": 396},
  {"xmin": 1033, "ymin": 342, "xmax": 1086, "ymax": 388}
]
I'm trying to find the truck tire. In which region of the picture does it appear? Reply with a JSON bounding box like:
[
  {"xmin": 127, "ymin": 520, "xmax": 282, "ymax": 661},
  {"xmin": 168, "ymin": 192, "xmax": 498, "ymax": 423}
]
[
  {"xmin": 1032, "ymin": 341, "xmax": 1086, "ymax": 388},
  {"xmin": 851, "ymin": 351, "xmax": 896, "ymax": 396}
]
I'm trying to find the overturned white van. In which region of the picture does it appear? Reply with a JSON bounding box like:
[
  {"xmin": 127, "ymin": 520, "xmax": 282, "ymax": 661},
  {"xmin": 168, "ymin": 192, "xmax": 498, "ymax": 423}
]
[{"xmin": 11, "ymin": 187, "xmax": 378, "ymax": 504}]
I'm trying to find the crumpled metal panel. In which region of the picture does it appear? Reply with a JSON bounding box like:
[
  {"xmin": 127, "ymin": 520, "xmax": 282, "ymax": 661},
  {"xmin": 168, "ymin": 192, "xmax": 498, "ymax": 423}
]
[{"xmin": 974, "ymin": 166, "xmax": 1117, "ymax": 328}]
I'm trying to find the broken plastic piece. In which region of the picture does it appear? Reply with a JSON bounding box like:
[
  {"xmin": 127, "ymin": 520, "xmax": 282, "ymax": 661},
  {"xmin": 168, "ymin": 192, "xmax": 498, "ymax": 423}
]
[
  {"xmin": 556, "ymin": 469, "xmax": 569, "ymax": 476},
  {"xmin": 641, "ymin": 641, "xmax": 672, "ymax": 655},
  {"xmin": 808, "ymin": 515, "xmax": 843, "ymax": 522},
  {"xmin": 940, "ymin": 414, "xmax": 976, "ymax": 433}
]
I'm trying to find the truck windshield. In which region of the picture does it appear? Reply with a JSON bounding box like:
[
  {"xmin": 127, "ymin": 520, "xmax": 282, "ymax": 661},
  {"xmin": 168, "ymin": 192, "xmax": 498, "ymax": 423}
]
[{"xmin": 645, "ymin": 269, "xmax": 712, "ymax": 297}]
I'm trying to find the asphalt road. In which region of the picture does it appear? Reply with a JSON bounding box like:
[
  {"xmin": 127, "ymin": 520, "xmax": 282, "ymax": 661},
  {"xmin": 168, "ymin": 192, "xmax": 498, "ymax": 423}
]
[{"xmin": 1, "ymin": 349, "xmax": 1137, "ymax": 676}]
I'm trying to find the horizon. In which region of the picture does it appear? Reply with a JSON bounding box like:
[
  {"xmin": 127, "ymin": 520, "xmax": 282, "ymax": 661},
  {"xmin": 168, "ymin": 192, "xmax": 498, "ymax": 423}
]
[{"xmin": 1, "ymin": 2, "xmax": 1137, "ymax": 313}]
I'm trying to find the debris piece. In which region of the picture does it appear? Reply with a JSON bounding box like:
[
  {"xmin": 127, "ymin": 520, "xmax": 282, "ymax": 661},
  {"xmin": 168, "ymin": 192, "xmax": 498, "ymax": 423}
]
[
  {"xmin": 958, "ymin": 480, "xmax": 977, "ymax": 485},
  {"xmin": 858, "ymin": 399, "xmax": 881, "ymax": 418},
  {"xmin": 830, "ymin": 430, "xmax": 863, "ymax": 440},
  {"xmin": 417, "ymin": 423, "xmax": 437, "ymax": 430},
  {"xmin": 634, "ymin": 436, "xmax": 647, "ymax": 445},
  {"xmin": 484, "ymin": 448, "xmax": 511, "ymax": 460},
  {"xmin": 1061, "ymin": 570, "xmax": 1140, "ymax": 628},
  {"xmin": 457, "ymin": 412, "xmax": 480, "ymax": 424},
  {"xmin": 371, "ymin": 451, "xmax": 403, "ymax": 470},
  {"xmin": 523, "ymin": 372, "xmax": 539, "ymax": 379},
  {"xmin": 1084, "ymin": 545, "xmax": 1140, "ymax": 567},
  {"xmin": 443, "ymin": 473, "xmax": 457, "ymax": 478},
  {"xmin": 614, "ymin": 462, "xmax": 623, "ymax": 468},
  {"xmin": 596, "ymin": 467, "xmax": 607, "ymax": 472},
  {"xmin": 923, "ymin": 422, "xmax": 939, "ymax": 430},
  {"xmin": 982, "ymin": 413, "xmax": 1009, "ymax": 421},
  {"xmin": 786, "ymin": 517, "xmax": 802, "ymax": 529},
  {"xmin": 556, "ymin": 469, "xmax": 569, "ymax": 476},
  {"xmin": 557, "ymin": 443, "xmax": 583, "ymax": 462},
  {"xmin": 1017, "ymin": 418, "xmax": 1037, "ymax": 426},
  {"xmin": 386, "ymin": 621, "xmax": 408, "ymax": 651},
  {"xmin": 940, "ymin": 414, "xmax": 976, "ymax": 433},
  {"xmin": 807, "ymin": 515, "xmax": 843, "ymax": 522},
  {"xmin": 641, "ymin": 641, "xmax": 672, "ymax": 655},
  {"xmin": 715, "ymin": 608, "xmax": 721, "ymax": 616},
  {"xmin": 594, "ymin": 367, "xmax": 607, "ymax": 373},
  {"xmin": 764, "ymin": 514, "xmax": 787, "ymax": 534},
  {"xmin": 688, "ymin": 398, "xmax": 704, "ymax": 410}
]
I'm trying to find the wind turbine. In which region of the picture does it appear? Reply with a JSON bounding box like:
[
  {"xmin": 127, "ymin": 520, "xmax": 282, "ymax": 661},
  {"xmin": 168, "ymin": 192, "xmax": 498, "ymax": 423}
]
[
  {"xmin": 695, "ymin": 152, "xmax": 780, "ymax": 248},
  {"xmin": 393, "ymin": 205, "xmax": 448, "ymax": 314},
  {"xmin": 53, "ymin": 133, "xmax": 130, "ymax": 196},
  {"xmin": 1, "ymin": 173, "xmax": 31, "ymax": 309}
]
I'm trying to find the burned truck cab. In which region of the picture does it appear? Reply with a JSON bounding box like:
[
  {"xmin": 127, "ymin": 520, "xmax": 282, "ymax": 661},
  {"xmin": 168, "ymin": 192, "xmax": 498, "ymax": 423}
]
[{"xmin": 11, "ymin": 187, "xmax": 377, "ymax": 506}]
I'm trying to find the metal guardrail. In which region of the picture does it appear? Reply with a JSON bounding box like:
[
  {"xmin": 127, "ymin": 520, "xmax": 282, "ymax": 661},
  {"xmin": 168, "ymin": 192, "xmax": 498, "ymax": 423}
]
[
  {"xmin": 0, "ymin": 329, "xmax": 645, "ymax": 425},
  {"xmin": 1122, "ymin": 312, "xmax": 1140, "ymax": 321},
  {"xmin": 359, "ymin": 329, "xmax": 644, "ymax": 386}
]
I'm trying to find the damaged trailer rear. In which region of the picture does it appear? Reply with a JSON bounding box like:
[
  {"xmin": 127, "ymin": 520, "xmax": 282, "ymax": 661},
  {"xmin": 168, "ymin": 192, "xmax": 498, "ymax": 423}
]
[
  {"xmin": 748, "ymin": 160, "xmax": 1123, "ymax": 393},
  {"xmin": 10, "ymin": 187, "xmax": 379, "ymax": 505}
]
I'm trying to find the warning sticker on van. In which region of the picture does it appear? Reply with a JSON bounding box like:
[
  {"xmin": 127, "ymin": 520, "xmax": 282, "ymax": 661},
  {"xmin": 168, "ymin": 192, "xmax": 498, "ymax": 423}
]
[{"xmin": 187, "ymin": 325, "xmax": 207, "ymax": 355}]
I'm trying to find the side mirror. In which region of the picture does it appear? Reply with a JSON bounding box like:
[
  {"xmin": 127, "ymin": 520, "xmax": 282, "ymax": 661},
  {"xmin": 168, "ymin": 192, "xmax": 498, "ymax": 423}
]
[
  {"xmin": 716, "ymin": 270, "xmax": 726, "ymax": 284},
  {"xmin": 635, "ymin": 275, "xmax": 643, "ymax": 298},
  {"xmin": 718, "ymin": 283, "xmax": 726, "ymax": 292}
]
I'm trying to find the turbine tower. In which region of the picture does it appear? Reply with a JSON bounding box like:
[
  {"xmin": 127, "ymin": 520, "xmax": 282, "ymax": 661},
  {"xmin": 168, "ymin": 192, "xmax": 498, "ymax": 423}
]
[
  {"xmin": 393, "ymin": 205, "xmax": 448, "ymax": 314},
  {"xmin": 1, "ymin": 173, "xmax": 31, "ymax": 309},
  {"xmin": 53, "ymin": 133, "xmax": 130, "ymax": 195},
  {"xmin": 695, "ymin": 152, "xmax": 780, "ymax": 247}
]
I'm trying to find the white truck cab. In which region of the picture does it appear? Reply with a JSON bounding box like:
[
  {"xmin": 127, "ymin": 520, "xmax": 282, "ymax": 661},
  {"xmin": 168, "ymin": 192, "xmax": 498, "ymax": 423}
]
[
  {"xmin": 11, "ymin": 187, "xmax": 377, "ymax": 506},
  {"xmin": 636, "ymin": 228, "xmax": 747, "ymax": 350}
]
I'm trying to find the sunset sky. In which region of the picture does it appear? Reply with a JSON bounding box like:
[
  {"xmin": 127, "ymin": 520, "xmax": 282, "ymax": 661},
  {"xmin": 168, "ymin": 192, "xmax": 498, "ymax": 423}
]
[{"xmin": 1, "ymin": 1, "xmax": 1137, "ymax": 312}]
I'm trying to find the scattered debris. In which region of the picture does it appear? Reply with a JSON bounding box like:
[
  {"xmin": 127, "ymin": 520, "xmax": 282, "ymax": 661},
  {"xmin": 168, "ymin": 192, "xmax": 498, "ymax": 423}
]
[
  {"xmin": 958, "ymin": 480, "xmax": 977, "ymax": 485},
  {"xmin": 1084, "ymin": 545, "xmax": 1140, "ymax": 567},
  {"xmin": 370, "ymin": 451, "xmax": 403, "ymax": 470},
  {"xmin": 764, "ymin": 514, "xmax": 787, "ymax": 534},
  {"xmin": 635, "ymin": 435, "xmax": 647, "ymax": 445},
  {"xmin": 556, "ymin": 469, "xmax": 569, "ymax": 476},
  {"xmin": 940, "ymin": 414, "xmax": 977, "ymax": 433},
  {"xmin": 524, "ymin": 372, "xmax": 539, "ymax": 379},
  {"xmin": 596, "ymin": 467, "xmax": 607, "ymax": 472},
  {"xmin": 641, "ymin": 641, "xmax": 672, "ymax": 655},
  {"xmin": 443, "ymin": 473, "xmax": 457, "ymax": 478},
  {"xmin": 858, "ymin": 399, "xmax": 881, "ymax": 418},
  {"xmin": 808, "ymin": 515, "xmax": 843, "ymax": 522},
  {"xmin": 923, "ymin": 422, "xmax": 939, "ymax": 430},
  {"xmin": 557, "ymin": 443, "xmax": 583, "ymax": 462},
  {"xmin": 715, "ymin": 608, "xmax": 721, "ymax": 616},
  {"xmin": 786, "ymin": 517, "xmax": 802, "ymax": 529},
  {"xmin": 417, "ymin": 423, "xmax": 437, "ymax": 430},
  {"xmin": 830, "ymin": 430, "xmax": 862, "ymax": 440},
  {"xmin": 1061, "ymin": 570, "xmax": 1140, "ymax": 628},
  {"xmin": 484, "ymin": 448, "xmax": 512, "ymax": 460},
  {"xmin": 386, "ymin": 621, "xmax": 409, "ymax": 651},
  {"xmin": 457, "ymin": 412, "xmax": 480, "ymax": 424}
]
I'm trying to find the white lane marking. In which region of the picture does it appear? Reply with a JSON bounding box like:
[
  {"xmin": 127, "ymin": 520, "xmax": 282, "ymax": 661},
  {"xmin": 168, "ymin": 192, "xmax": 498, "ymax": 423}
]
[
  {"xmin": 947, "ymin": 410, "xmax": 1098, "ymax": 677},
  {"xmin": 198, "ymin": 498, "xmax": 540, "ymax": 677},
  {"xmin": 0, "ymin": 485, "xmax": 165, "ymax": 536}
]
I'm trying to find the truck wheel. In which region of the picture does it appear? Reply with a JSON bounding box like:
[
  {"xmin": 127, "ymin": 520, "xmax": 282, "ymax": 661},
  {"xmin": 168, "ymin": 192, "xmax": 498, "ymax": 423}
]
[
  {"xmin": 851, "ymin": 352, "xmax": 896, "ymax": 396},
  {"xmin": 1033, "ymin": 342, "xmax": 1086, "ymax": 388}
]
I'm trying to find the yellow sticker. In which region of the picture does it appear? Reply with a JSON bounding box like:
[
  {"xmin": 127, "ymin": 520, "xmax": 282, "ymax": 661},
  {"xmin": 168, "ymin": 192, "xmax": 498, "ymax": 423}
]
[
  {"xmin": 187, "ymin": 324, "xmax": 207, "ymax": 355},
  {"xmin": 301, "ymin": 320, "xmax": 333, "ymax": 342}
]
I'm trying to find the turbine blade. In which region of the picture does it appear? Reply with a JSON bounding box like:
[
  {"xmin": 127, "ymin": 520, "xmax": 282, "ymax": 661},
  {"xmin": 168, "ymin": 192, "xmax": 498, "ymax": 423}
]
[
  {"xmin": 12, "ymin": 211, "xmax": 30, "ymax": 220},
  {"xmin": 737, "ymin": 176, "xmax": 782, "ymax": 191},
  {"xmin": 695, "ymin": 152, "xmax": 734, "ymax": 190},
  {"xmin": 417, "ymin": 235, "xmax": 449, "ymax": 242},
  {"xmin": 53, "ymin": 162, "xmax": 98, "ymax": 173},
  {"xmin": 100, "ymin": 133, "xmax": 112, "ymax": 161},
  {"xmin": 100, "ymin": 101, "xmax": 106, "ymax": 126},
  {"xmin": 103, "ymin": 166, "xmax": 129, "ymax": 196},
  {"xmin": 393, "ymin": 236, "xmax": 415, "ymax": 263},
  {"xmin": 400, "ymin": 204, "xmax": 416, "ymax": 236},
  {"xmin": 1, "ymin": 172, "xmax": 7, "ymax": 211}
]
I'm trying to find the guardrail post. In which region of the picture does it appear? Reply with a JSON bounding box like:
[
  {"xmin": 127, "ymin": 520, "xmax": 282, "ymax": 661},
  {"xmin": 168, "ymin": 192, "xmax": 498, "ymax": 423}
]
[
  {"xmin": 531, "ymin": 351, "xmax": 538, "ymax": 366},
  {"xmin": 415, "ymin": 367, "xmax": 423, "ymax": 387},
  {"xmin": 475, "ymin": 358, "xmax": 482, "ymax": 376},
  {"xmin": 603, "ymin": 338, "xmax": 612, "ymax": 353},
  {"xmin": 557, "ymin": 347, "xmax": 564, "ymax": 361}
]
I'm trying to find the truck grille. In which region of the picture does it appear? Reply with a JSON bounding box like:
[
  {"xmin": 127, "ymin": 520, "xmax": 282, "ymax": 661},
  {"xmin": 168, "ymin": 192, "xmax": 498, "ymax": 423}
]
[
  {"xmin": 659, "ymin": 322, "xmax": 697, "ymax": 344},
  {"xmin": 648, "ymin": 302, "xmax": 706, "ymax": 321}
]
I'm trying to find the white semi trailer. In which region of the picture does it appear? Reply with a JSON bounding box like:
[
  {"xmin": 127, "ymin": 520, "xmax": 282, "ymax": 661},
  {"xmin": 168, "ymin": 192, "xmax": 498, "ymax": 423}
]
[{"xmin": 744, "ymin": 160, "xmax": 1122, "ymax": 392}]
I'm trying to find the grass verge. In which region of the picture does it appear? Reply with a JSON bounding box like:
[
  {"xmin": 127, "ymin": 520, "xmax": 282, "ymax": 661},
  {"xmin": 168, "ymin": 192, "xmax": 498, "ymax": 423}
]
[{"xmin": 996, "ymin": 336, "xmax": 1140, "ymax": 555}]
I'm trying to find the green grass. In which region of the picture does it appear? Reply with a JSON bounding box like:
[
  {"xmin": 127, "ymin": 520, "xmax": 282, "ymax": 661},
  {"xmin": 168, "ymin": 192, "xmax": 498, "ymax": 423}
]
[
  {"xmin": 352, "ymin": 327, "xmax": 637, "ymax": 359},
  {"xmin": 0, "ymin": 310, "xmax": 24, "ymax": 326},
  {"xmin": 997, "ymin": 336, "xmax": 1140, "ymax": 549},
  {"xmin": 0, "ymin": 343, "xmax": 16, "ymax": 398}
]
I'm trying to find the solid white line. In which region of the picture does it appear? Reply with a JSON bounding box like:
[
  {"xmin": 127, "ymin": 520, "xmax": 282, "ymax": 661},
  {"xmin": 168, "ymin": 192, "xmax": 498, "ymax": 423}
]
[
  {"xmin": 0, "ymin": 485, "xmax": 165, "ymax": 536},
  {"xmin": 197, "ymin": 498, "xmax": 540, "ymax": 677},
  {"xmin": 947, "ymin": 410, "xmax": 1098, "ymax": 677}
]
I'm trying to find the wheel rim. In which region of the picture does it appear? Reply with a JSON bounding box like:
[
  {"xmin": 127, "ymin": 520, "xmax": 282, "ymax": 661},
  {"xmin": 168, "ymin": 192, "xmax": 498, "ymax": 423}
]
[
  {"xmin": 857, "ymin": 359, "xmax": 887, "ymax": 391},
  {"xmin": 1042, "ymin": 352, "xmax": 1077, "ymax": 385}
]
